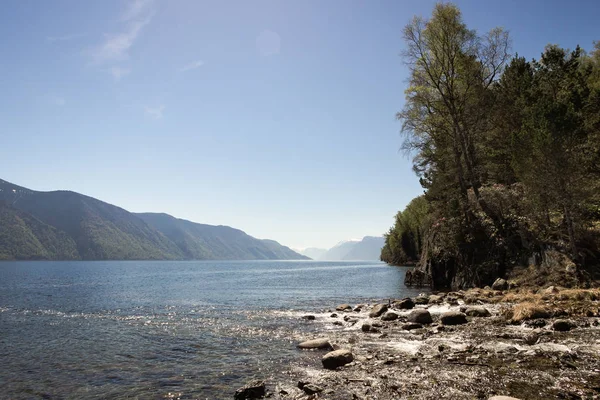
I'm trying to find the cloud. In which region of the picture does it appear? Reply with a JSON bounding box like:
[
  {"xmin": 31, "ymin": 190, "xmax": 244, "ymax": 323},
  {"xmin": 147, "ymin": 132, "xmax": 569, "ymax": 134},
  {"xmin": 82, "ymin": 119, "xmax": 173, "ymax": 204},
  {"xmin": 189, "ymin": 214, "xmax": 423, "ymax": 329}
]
[
  {"xmin": 110, "ymin": 66, "xmax": 131, "ymax": 80},
  {"xmin": 89, "ymin": 0, "xmax": 154, "ymax": 64},
  {"xmin": 46, "ymin": 33, "xmax": 86, "ymax": 43},
  {"xmin": 144, "ymin": 105, "xmax": 165, "ymax": 119},
  {"xmin": 179, "ymin": 60, "xmax": 204, "ymax": 72}
]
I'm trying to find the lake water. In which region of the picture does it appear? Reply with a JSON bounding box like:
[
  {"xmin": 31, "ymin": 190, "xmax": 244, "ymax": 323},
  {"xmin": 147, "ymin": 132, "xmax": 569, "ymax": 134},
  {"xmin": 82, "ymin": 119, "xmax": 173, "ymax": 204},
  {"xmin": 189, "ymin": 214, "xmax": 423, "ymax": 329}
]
[{"xmin": 0, "ymin": 260, "xmax": 419, "ymax": 399}]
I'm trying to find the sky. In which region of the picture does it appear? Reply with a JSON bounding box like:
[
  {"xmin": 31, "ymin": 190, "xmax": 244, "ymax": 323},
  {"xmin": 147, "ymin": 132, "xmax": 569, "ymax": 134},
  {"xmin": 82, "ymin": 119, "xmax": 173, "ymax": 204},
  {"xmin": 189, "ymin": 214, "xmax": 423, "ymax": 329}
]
[{"xmin": 1, "ymin": 0, "xmax": 599, "ymax": 250}]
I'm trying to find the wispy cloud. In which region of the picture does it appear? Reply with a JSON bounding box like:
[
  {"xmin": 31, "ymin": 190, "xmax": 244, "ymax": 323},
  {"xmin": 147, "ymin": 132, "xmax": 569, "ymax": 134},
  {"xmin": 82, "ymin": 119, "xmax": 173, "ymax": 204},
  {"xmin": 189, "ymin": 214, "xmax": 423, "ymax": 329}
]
[
  {"xmin": 109, "ymin": 66, "xmax": 131, "ymax": 80},
  {"xmin": 47, "ymin": 33, "xmax": 86, "ymax": 43},
  {"xmin": 89, "ymin": 0, "xmax": 154, "ymax": 64},
  {"xmin": 144, "ymin": 105, "xmax": 165, "ymax": 119},
  {"xmin": 179, "ymin": 60, "xmax": 204, "ymax": 72}
]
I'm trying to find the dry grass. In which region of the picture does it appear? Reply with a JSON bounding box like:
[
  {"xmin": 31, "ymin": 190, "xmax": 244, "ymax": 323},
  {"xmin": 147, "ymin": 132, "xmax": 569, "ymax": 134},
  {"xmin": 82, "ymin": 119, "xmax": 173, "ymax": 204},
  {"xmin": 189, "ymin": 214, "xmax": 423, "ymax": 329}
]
[{"xmin": 511, "ymin": 302, "xmax": 551, "ymax": 322}]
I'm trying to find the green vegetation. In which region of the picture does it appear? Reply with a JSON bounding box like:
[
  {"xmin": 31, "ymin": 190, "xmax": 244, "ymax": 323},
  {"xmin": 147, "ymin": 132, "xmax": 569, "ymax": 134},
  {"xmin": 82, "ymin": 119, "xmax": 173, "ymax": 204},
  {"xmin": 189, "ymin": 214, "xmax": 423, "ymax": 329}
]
[
  {"xmin": 382, "ymin": 3, "xmax": 600, "ymax": 288},
  {"xmin": 0, "ymin": 179, "xmax": 308, "ymax": 261}
]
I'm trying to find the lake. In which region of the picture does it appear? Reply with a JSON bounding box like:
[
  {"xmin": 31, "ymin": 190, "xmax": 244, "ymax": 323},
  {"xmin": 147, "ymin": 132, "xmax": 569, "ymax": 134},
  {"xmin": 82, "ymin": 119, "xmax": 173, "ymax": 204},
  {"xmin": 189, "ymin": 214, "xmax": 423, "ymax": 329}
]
[{"xmin": 0, "ymin": 260, "xmax": 419, "ymax": 399}]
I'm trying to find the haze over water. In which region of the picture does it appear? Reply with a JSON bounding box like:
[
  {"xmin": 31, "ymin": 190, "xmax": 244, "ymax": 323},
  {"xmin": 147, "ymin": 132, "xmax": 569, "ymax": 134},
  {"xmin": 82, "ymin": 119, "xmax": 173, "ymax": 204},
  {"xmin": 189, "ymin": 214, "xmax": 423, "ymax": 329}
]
[{"xmin": 0, "ymin": 260, "xmax": 419, "ymax": 399}]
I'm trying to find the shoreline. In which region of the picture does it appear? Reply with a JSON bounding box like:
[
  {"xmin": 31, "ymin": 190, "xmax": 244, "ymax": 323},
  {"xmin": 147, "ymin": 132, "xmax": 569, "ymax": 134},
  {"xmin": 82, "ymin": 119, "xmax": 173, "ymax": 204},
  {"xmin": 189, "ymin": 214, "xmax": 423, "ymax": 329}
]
[{"xmin": 238, "ymin": 286, "xmax": 600, "ymax": 399}]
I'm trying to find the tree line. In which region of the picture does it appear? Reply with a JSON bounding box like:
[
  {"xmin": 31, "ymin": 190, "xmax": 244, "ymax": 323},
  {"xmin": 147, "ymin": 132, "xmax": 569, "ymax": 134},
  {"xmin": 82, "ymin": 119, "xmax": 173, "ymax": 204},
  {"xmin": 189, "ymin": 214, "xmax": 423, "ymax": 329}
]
[{"xmin": 381, "ymin": 3, "xmax": 600, "ymax": 289}]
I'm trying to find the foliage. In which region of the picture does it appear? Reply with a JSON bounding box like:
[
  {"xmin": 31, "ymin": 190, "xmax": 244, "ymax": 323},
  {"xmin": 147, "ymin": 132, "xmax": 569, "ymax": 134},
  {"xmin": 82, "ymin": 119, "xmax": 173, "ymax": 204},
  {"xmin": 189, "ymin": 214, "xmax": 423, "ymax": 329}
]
[{"xmin": 383, "ymin": 3, "xmax": 600, "ymax": 288}]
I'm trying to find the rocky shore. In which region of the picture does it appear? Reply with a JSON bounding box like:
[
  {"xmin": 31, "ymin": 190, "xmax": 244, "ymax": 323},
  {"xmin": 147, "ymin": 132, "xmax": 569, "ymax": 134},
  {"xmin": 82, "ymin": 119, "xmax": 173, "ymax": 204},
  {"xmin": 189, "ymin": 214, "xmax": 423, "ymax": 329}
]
[{"xmin": 235, "ymin": 285, "xmax": 600, "ymax": 399}]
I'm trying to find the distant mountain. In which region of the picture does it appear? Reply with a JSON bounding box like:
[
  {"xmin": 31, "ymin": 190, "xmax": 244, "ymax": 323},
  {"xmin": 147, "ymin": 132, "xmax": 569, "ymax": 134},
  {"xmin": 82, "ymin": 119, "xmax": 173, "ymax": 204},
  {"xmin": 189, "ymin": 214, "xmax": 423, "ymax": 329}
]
[
  {"xmin": 296, "ymin": 247, "xmax": 327, "ymax": 260},
  {"xmin": 318, "ymin": 237, "xmax": 384, "ymax": 261},
  {"xmin": 0, "ymin": 179, "xmax": 308, "ymax": 261},
  {"xmin": 136, "ymin": 213, "xmax": 308, "ymax": 260},
  {"xmin": 341, "ymin": 236, "xmax": 385, "ymax": 260}
]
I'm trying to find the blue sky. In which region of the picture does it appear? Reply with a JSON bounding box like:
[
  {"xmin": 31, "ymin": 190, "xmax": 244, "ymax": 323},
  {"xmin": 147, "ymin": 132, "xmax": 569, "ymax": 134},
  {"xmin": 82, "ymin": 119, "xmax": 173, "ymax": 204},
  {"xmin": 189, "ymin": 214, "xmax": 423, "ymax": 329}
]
[{"xmin": 1, "ymin": 0, "xmax": 598, "ymax": 250}]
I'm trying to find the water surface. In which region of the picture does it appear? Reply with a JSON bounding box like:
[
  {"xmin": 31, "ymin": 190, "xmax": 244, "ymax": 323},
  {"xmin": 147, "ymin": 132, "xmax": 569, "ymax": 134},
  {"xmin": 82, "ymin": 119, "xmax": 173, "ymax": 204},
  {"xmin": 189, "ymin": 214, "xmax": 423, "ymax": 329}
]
[{"xmin": 0, "ymin": 260, "xmax": 418, "ymax": 399}]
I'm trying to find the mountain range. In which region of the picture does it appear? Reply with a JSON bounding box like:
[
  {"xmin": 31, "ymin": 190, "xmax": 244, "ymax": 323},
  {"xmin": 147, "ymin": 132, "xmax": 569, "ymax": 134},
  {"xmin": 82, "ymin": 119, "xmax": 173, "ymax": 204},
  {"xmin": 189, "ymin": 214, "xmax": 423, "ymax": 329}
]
[
  {"xmin": 296, "ymin": 236, "xmax": 385, "ymax": 261},
  {"xmin": 0, "ymin": 179, "xmax": 308, "ymax": 261}
]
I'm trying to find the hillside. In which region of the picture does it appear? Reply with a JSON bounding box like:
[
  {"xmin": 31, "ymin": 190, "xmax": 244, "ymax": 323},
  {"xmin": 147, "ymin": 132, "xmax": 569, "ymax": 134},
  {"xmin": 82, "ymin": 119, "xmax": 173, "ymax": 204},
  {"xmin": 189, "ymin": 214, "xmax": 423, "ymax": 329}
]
[
  {"xmin": 136, "ymin": 213, "xmax": 309, "ymax": 260},
  {"xmin": 296, "ymin": 247, "xmax": 327, "ymax": 260},
  {"xmin": 318, "ymin": 237, "xmax": 384, "ymax": 261},
  {"xmin": 0, "ymin": 179, "xmax": 308, "ymax": 261}
]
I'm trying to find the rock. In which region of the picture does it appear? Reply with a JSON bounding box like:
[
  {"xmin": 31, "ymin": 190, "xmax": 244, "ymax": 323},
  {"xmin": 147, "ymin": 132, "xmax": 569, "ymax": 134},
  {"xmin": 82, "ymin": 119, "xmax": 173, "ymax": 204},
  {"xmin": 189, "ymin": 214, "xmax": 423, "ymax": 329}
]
[
  {"xmin": 234, "ymin": 380, "xmax": 266, "ymax": 400},
  {"xmin": 353, "ymin": 305, "xmax": 363, "ymax": 312},
  {"xmin": 440, "ymin": 311, "xmax": 468, "ymax": 325},
  {"xmin": 464, "ymin": 306, "xmax": 491, "ymax": 317},
  {"xmin": 552, "ymin": 319, "xmax": 575, "ymax": 332},
  {"xmin": 414, "ymin": 295, "xmax": 429, "ymax": 305},
  {"xmin": 489, "ymin": 397, "xmax": 522, "ymax": 400},
  {"xmin": 361, "ymin": 322, "xmax": 372, "ymax": 332},
  {"xmin": 330, "ymin": 313, "xmax": 338, "ymax": 318},
  {"xmin": 322, "ymin": 349, "xmax": 354, "ymax": 370},
  {"xmin": 428, "ymin": 294, "xmax": 443, "ymax": 304},
  {"xmin": 381, "ymin": 311, "xmax": 399, "ymax": 321},
  {"xmin": 336, "ymin": 304, "xmax": 352, "ymax": 312},
  {"xmin": 301, "ymin": 315, "xmax": 316, "ymax": 320},
  {"xmin": 298, "ymin": 338, "xmax": 332, "ymax": 350},
  {"xmin": 407, "ymin": 309, "xmax": 433, "ymax": 324},
  {"xmin": 369, "ymin": 303, "xmax": 388, "ymax": 318},
  {"xmin": 333, "ymin": 320, "xmax": 343, "ymax": 326},
  {"xmin": 394, "ymin": 298, "xmax": 415, "ymax": 309},
  {"xmin": 402, "ymin": 322, "xmax": 423, "ymax": 330},
  {"xmin": 302, "ymin": 384, "xmax": 323, "ymax": 395},
  {"xmin": 524, "ymin": 319, "xmax": 548, "ymax": 328},
  {"xmin": 445, "ymin": 296, "xmax": 459, "ymax": 306},
  {"xmin": 492, "ymin": 278, "xmax": 508, "ymax": 291}
]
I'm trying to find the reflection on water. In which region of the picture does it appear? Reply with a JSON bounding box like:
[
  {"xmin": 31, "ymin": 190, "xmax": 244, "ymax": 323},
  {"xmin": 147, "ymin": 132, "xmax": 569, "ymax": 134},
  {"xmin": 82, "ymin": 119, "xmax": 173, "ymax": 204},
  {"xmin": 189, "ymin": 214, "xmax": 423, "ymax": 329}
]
[{"xmin": 0, "ymin": 260, "xmax": 420, "ymax": 399}]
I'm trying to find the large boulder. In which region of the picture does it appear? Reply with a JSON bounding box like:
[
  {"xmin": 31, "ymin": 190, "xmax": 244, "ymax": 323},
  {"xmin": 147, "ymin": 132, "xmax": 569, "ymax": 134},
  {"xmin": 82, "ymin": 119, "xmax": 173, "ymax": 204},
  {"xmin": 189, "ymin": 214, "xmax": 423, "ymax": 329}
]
[
  {"xmin": 464, "ymin": 306, "xmax": 491, "ymax": 317},
  {"xmin": 428, "ymin": 294, "xmax": 444, "ymax": 304},
  {"xmin": 322, "ymin": 349, "xmax": 354, "ymax": 370},
  {"xmin": 394, "ymin": 298, "xmax": 415, "ymax": 310},
  {"xmin": 414, "ymin": 294, "xmax": 429, "ymax": 305},
  {"xmin": 407, "ymin": 309, "xmax": 433, "ymax": 324},
  {"xmin": 297, "ymin": 338, "xmax": 332, "ymax": 350},
  {"xmin": 552, "ymin": 319, "xmax": 575, "ymax": 332},
  {"xmin": 369, "ymin": 303, "xmax": 388, "ymax": 318},
  {"xmin": 492, "ymin": 278, "xmax": 509, "ymax": 291},
  {"xmin": 381, "ymin": 311, "xmax": 399, "ymax": 321},
  {"xmin": 440, "ymin": 311, "xmax": 468, "ymax": 325},
  {"xmin": 234, "ymin": 380, "xmax": 266, "ymax": 400}
]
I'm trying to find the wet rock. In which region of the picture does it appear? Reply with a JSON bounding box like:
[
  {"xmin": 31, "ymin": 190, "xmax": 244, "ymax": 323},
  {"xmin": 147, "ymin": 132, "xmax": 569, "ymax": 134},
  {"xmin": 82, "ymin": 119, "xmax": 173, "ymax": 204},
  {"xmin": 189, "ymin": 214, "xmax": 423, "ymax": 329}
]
[
  {"xmin": 302, "ymin": 383, "xmax": 323, "ymax": 395},
  {"xmin": 428, "ymin": 294, "xmax": 443, "ymax": 304},
  {"xmin": 414, "ymin": 295, "xmax": 429, "ymax": 305},
  {"xmin": 445, "ymin": 296, "xmax": 459, "ymax": 306},
  {"xmin": 394, "ymin": 298, "xmax": 415, "ymax": 310},
  {"xmin": 302, "ymin": 315, "xmax": 316, "ymax": 320},
  {"xmin": 361, "ymin": 322, "xmax": 373, "ymax": 332},
  {"xmin": 297, "ymin": 338, "xmax": 332, "ymax": 350},
  {"xmin": 440, "ymin": 311, "xmax": 468, "ymax": 325},
  {"xmin": 407, "ymin": 309, "xmax": 433, "ymax": 324},
  {"xmin": 234, "ymin": 379, "xmax": 266, "ymax": 400},
  {"xmin": 353, "ymin": 305, "xmax": 364, "ymax": 312},
  {"xmin": 524, "ymin": 319, "xmax": 547, "ymax": 328},
  {"xmin": 492, "ymin": 278, "xmax": 508, "ymax": 291},
  {"xmin": 330, "ymin": 313, "xmax": 338, "ymax": 318},
  {"xmin": 552, "ymin": 319, "xmax": 575, "ymax": 332},
  {"xmin": 322, "ymin": 349, "xmax": 354, "ymax": 370},
  {"xmin": 336, "ymin": 304, "xmax": 352, "ymax": 312},
  {"xmin": 402, "ymin": 322, "xmax": 423, "ymax": 330},
  {"xmin": 489, "ymin": 397, "xmax": 522, "ymax": 400},
  {"xmin": 464, "ymin": 306, "xmax": 491, "ymax": 317},
  {"xmin": 381, "ymin": 311, "xmax": 399, "ymax": 321},
  {"xmin": 333, "ymin": 320, "xmax": 343, "ymax": 326},
  {"xmin": 369, "ymin": 304, "xmax": 388, "ymax": 318}
]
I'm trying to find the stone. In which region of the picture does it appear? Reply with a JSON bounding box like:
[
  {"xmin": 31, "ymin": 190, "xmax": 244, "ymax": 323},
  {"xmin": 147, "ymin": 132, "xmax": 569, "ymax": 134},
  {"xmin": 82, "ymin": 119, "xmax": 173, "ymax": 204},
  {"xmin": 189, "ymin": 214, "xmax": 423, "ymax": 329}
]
[
  {"xmin": 302, "ymin": 315, "xmax": 316, "ymax": 320},
  {"xmin": 544, "ymin": 286, "xmax": 559, "ymax": 294},
  {"xmin": 369, "ymin": 303, "xmax": 388, "ymax": 318},
  {"xmin": 333, "ymin": 320, "xmax": 343, "ymax": 326},
  {"xmin": 552, "ymin": 319, "xmax": 574, "ymax": 332},
  {"xmin": 361, "ymin": 322, "xmax": 372, "ymax": 332},
  {"xmin": 394, "ymin": 298, "xmax": 415, "ymax": 310},
  {"xmin": 336, "ymin": 304, "xmax": 352, "ymax": 312},
  {"xmin": 428, "ymin": 294, "xmax": 443, "ymax": 304},
  {"xmin": 407, "ymin": 309, "xmax": 433, "ymax": 324},
  {"xmin": 488, "ymin": 397, "xmax": 522, "ymax": 400},
  {"xmin": 414, "ymin": 295, "xmax": 429, "ymax": 305},
  {"xmin": 234, "ymin": 380, "xmax": 266, "ymax": 400},
  {"xmin": 322, "ymin": 349, "xmax": 354, "ymax": 370},
  {"xmin": 440, "ymin": 311, "xmax": 468, "ymax": 325},
  {"xmin": 302, "ymin": 384, "xmax": 323, "ymax": 395},
  {"xmin": 381, "ymin": 311, "xmax": 399, "ymax": 321},
  {"xmin": 492, "ymin": 278, "xmax": 508, "ymax": 291},
  {"xmin": 330, "ymin": 313, "xmax": 338, "ymax": 318},
  {"xmin": 464, "ymin": 306, "xmax": 491, "ymax": 317},
  {"xmin": 298, "ymin": 338, "xmax": 332, "ymax": 350},
  {"xmin": 402, "ymin": 322, "xmax": 423, "ymax": 330}
]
